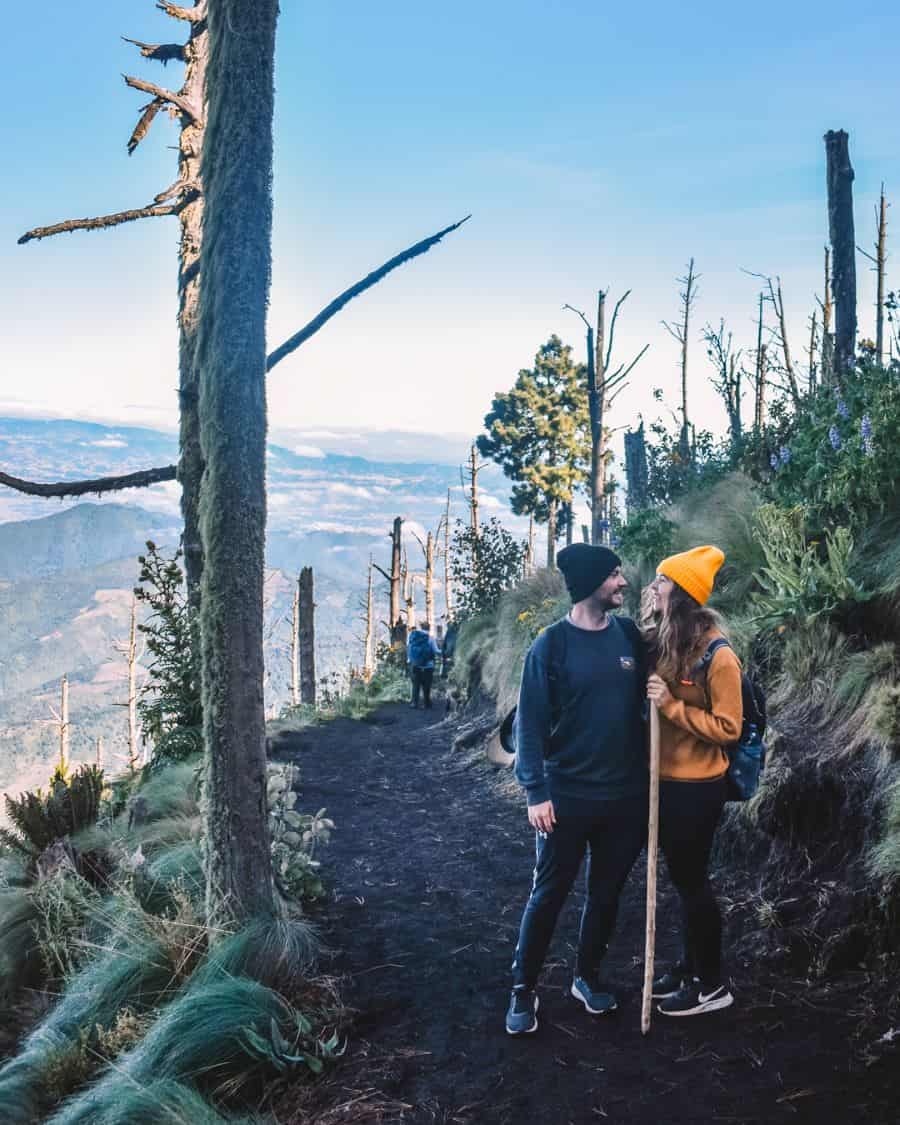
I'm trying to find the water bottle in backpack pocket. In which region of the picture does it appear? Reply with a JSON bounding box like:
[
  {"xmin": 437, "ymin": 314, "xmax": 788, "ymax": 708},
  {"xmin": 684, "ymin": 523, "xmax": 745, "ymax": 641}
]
[{"xmin": 725, "ymin": 721, "xmax": 765, "ymax": 802}]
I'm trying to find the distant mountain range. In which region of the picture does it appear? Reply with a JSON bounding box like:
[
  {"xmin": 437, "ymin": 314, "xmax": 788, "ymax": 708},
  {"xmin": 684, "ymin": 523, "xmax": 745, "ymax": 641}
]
[{"xmin": 0, "ymin": 417, "xmax": 528, "ymax": 796}]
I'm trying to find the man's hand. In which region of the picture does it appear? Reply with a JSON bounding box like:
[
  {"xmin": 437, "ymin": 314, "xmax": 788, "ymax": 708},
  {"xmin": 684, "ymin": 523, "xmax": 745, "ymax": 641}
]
[
  {"xmin": 528, "ymin": 799, "xmax": 556, "ymax": 834},
  {"xmin": 646, "ymin": 673, "xmax": 673, "ymax": 709}
]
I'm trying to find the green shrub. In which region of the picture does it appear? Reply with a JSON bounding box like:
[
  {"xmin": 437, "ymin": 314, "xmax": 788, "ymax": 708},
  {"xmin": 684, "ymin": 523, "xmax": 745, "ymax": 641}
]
[
  {"xmin": 267, "ymin": 764, "xmax": 333, "ymax": 903},
  {"xmin": 1, "ymin": 766, "xmax": 104, "ymax": 858},
  {"xmin": 450, "ymin": 517, "xmax": 527, "ymax": 620},
  {"xmin": 766, "ymin": 362, "xmax": 900, "ymax": 528},
  {"xmin": 617, "ymin": 508, "xmax": 675, "ymax": 567},
  {"xmin": 750, "ymin": 504, "xmax": 869, "ymax": 629},
  {"xmin": 869, "ymin": 780, "xmax": 900, "ymax": 880}
]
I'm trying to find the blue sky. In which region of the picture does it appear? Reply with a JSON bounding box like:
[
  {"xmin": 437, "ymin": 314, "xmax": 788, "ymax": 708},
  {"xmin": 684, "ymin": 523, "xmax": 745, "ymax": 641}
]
[{"xmin": 2, "ymin": 0, "xmax": 899, "ymax": 449}]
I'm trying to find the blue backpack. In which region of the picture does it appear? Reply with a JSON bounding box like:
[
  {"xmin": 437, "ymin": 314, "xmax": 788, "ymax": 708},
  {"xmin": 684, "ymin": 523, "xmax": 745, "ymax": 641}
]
[
  {"xmin": 694, "ymin": 638, "xmax": 767, "ymax": 802},
  {"xmin": 408, "ymin": 630, "xmax": 433, "ymax": 668}
]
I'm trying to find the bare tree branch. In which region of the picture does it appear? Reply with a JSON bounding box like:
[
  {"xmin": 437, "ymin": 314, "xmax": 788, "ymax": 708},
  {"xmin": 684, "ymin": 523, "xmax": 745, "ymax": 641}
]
[
  {"xmin": 156, "ymin": 0, "xmax": 207, "ymax": 22},
  {"xmin": 372, "ymin": 564, "xmax": 393, "ymax": 582},
  {"xmin": 0, "ymin": 466, "xmax": 177, "ymax": 498},
  {"xmin": 604, "ymin": 289, "xmax": 631, "ymax": 371},
  {"xmin": 562, "ymin": 303, "xmax": 590, "ymax": 331},
  {"xmin": 127, "ymin": 97, "xmax": 166, "ymax": 155},
  {"xmin": 122, "ymin": 36, "xmax": 186, "ymax": 64},
  {"xmin": 18, "ymin": 197, "xmax": 189, "ymax": 243},
  {"xmin": 266, "ymin": 215, "xmax": 471, "ymax": 371},
  {"xmin": 122, "ymin": 75, "xmax": 201, "ymax": 123}
]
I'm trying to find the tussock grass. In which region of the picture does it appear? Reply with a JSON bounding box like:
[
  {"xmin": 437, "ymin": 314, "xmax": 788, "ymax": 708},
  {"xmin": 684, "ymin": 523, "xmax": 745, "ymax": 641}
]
[
  {"xmin": 194, "ymin": 915, "xmax": 319, "ymax": 998},
  {"xmin": 454, "ymin": 568, "xmax": 568, "ymax": 717},
  {"xmin": 0, "ymin": 888, "xmax": 42, "ymax": 1002},
  {"xmin": 51, "ymin": 1077, "xmax": 254, "ymax": 1124},
  {"xmin": 668, "ymin": 472, "xmax": 766, "ymax": 613},
  {"xmin": 46, "ymin": 976, "xmax": 321, "ymax": 1124},
  {"xmin": 869, "ymin": 779, "xmax": 900, "ymax": 880}
]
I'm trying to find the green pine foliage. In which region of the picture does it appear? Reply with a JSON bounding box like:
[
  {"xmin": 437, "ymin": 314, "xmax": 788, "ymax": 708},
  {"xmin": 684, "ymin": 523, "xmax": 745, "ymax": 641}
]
[
  {"xmin": 134, "ymin": 542, "xmax": 203, "ymax": 765},
  {"xmin": 478, "ymin": 335, "xmax": 590, "ymax": 527}
]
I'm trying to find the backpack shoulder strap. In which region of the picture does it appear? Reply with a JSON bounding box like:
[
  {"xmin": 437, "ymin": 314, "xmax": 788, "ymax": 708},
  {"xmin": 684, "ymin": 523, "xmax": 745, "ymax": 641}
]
[{"xmin": 693, "ymin": 637, "xmax": 733, "ymax": 713}]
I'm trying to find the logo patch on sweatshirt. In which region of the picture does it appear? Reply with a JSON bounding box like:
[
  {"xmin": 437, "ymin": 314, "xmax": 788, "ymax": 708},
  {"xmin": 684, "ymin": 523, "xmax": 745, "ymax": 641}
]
[{"xmin": 619, "ymin": 656, "xmax": 636, "ymax": 671}]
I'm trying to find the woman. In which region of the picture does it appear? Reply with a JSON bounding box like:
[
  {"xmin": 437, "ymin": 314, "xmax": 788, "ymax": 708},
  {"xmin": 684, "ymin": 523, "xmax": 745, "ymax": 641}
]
[{"xmin": 643, "ymin": 545, "xmax": 742, "ymax": 1017}]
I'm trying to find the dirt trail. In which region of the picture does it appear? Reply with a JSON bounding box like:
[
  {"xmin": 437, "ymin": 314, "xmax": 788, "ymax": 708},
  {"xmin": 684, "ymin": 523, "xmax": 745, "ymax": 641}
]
[{"xmin": 271, "ymin": 702, "xmax": 897, "ymax": 1125}]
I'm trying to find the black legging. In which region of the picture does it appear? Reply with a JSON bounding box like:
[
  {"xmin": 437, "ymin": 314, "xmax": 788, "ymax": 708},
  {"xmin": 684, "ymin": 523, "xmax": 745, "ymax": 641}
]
[
  {"xmin": 658, "ymin": 777, "xmax": 727, "ymax": 989},
  {"xmin": 512, "ymin": 795, "xmax": 647, "ymax": 988}
]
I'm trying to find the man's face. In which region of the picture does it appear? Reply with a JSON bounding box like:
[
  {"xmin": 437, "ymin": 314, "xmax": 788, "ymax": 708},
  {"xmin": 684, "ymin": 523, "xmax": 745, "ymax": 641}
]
[{"xmin": 591, "ymin": 566, "xmax": 628, "ymax": 610}]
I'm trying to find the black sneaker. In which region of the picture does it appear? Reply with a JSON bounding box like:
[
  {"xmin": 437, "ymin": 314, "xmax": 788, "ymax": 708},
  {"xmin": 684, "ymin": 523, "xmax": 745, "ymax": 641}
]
[
  {"xmin": 652, "ymin": 966, "xmax": 688, "ymax": 999},
  {"xmin": 570, "ymin": 975, "xmax": 617, "ymax": 1015},
  {"xmin": 658, "ymin": 980, "xmax": 734, "ymax": 1017},
  {"xmin": 506, "ymin": 988, "xmax": 539, "ymax": 1035}
]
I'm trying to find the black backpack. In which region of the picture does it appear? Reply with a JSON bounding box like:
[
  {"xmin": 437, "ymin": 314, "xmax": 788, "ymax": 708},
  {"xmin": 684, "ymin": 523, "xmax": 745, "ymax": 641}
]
[
  {"xmin": 694, "ymin": 638, "xmax": 767, "ymax": 801},
  {"xmin": 499, "ymin": 616, "xmax": 644, "ymax": 755}
]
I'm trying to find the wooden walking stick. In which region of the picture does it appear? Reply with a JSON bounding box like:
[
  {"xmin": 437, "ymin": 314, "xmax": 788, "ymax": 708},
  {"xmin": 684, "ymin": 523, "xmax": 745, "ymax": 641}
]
[{"xmin": 641, "ymin": 702, "xmax": 661, "ymax": 1035}]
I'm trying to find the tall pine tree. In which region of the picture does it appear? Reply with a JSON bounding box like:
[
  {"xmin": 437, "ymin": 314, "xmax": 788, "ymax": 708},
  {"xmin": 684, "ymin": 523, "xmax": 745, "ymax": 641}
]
[{"xmin": 478, "ymin": 336, "xmax": 590, "ymax": 568}]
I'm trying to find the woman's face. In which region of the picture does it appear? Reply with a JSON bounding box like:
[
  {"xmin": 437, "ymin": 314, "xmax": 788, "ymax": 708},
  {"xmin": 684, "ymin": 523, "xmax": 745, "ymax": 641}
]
[{"xmin": 650, "ymin": 573, "xmax": 674, "ymax": 616}]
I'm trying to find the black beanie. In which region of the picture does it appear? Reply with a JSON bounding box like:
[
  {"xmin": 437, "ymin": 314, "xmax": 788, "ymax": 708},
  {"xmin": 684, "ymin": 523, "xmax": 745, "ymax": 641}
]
[{"xmin": 557, "ymin": 543, "xmax": 622, "ymax": 603}]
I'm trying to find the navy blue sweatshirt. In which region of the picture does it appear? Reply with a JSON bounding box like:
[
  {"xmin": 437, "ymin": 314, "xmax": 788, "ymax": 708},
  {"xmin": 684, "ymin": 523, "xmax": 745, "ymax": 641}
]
[{"xmin": 514, "ymin": 615, "xmax": 647, "ymax": 806}]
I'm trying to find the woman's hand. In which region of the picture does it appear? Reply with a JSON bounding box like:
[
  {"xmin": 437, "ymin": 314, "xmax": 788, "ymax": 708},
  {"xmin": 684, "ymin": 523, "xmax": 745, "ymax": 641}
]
[{"xmin": 646, "ymin": 673, "xmax": 673, "ymax": 709}]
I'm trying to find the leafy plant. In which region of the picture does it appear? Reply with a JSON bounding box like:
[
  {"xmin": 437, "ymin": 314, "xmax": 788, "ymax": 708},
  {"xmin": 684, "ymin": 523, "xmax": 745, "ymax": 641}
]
[
  {"xmin": 134, "ymin": 542, "xmax": 202, "ymax": 765},
  {"xmin": 750, "ymin": 504, "xmax": 870, "ymax": 629},
  {"xmin": 1, "ymin": 766, "xmax": 104, "ymax": 858},
  {"xmin": 616, "ymin": 507, "xmax": 676, "ymax": 566},
  {"xmin": 267, "ymin": 764, "xmax": 333, "ymax": 903}
]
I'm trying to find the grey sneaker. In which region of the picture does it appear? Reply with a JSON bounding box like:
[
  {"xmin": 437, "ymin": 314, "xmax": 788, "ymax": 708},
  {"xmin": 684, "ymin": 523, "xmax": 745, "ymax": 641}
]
[
  {"xmin": 571, "ymin": 975, "xmax": 617, "ymax": 1015},
  {"xmin": 506, "ymin": 987, "xmax": 539, "ymax": 1035}
]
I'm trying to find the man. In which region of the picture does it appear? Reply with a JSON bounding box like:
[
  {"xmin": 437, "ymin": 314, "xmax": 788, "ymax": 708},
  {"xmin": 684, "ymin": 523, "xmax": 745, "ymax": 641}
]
[
  {"xmin": 407, "ymin": 620, "xmax": 441, "ymax": 709},
  {"xmin": 506, "ymin": 543, "xmax": 648, "ymax": 1035}
]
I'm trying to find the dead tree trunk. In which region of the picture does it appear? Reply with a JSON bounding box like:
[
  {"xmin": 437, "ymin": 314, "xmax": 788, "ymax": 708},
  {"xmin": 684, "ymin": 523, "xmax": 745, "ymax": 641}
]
[
  {"xmin": 624, "ymin": 423, "xmax": 649, "ymax": 512},
  {"xmin": 363, "ymin": 558, "xmax": 375, "ymax": 682},
  {"xmin": 199, "ymin": 0, "xmax": 278, "ymax": 927},
  {"xmin": 526, "ymin": 514, "xmax": 535, "ymax": 574},
  {"xmin": 442, "ymin": 490, "xmax": 454, "ymax": 621},
  {"xmin": 403, "ymin": 549, "xmax": 416, "ymax": 631},
  {"xmin": 465, "ymin": 445, "xmax": 482, "ymax": 537},
  {"xmin": 96, "ymin": 736, "xmax": 104, "ymax": 770},
  {"xmin": 424, "ymin": 532, "xmax": 435, "ymax": 632},
  {"xmin": 290, "ymin": 577, "xmax": 300, "ymax": 706},
  {"xmin": 565, "ymin": 290, "xmax": 648, "ymax": 545},
  {"xmin": 59, "ymin": 675, "xmax": 70, "ymax": 772},
  {"xmin": 547, "ymin": 498, "xmax": 558, "ymax": 569},
  {"xmin": 390, "ymin": 517, "xmax": 403, "ymax": 640},
  {"xmin": 860, "ymin": 184, "xmax": 888, "ymax": 367},
  {"xmin": 821, "ymin": 246, "xmax": 834, "ymax": 386},
  {"xmin": 127, "ymin": 596, "xmax": 139, "ymax": 770},
  {"xmin": 825, "ymin": 130, "xmax": 857, "ymax": 382},
  {"xmin": 755, "ymin": 344, "xmax": 768, "ymax": 431},
  {"xmin": 662, "ymin": 260, "xmax": 698, "ymax": 463},
  {"xmin": 298, "ymin": 567, "xmax": 316, "ymax": 706}
]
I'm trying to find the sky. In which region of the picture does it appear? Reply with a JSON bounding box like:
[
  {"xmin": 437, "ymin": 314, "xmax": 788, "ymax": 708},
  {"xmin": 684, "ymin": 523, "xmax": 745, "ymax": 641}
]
[{"xmin": 2, "ymin": 0, "xmax": 900, "ymax": 456}]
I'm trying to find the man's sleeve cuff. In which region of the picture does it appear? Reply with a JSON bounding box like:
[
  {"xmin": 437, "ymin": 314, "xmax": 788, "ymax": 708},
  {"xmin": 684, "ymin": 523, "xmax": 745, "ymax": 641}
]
[{"xmin": 525, "ymin": 786, "xmax": 550, "ymax": 807}]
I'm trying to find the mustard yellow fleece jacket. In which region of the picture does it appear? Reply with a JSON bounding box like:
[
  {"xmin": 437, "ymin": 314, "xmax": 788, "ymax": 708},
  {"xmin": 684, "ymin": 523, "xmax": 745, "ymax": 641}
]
[{"xmin": 657, "ymin": 630, "xmax": 743, "ymax": 781}]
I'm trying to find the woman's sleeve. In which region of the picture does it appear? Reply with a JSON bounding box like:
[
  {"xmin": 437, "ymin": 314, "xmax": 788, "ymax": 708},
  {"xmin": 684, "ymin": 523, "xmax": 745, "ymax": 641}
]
[{"xmin": 658, "ymin": 647, "xmax": 743, "ymax": 746}]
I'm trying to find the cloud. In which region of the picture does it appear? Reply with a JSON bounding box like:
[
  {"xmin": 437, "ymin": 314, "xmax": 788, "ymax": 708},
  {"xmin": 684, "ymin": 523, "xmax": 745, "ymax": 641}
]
[
  {"xmin": 291, "ymin": 444, "xmax": 326, "ymax": 459},
  {"xmin": 81, "ymin": 437, "xmax": 128, "ymax": 448}
]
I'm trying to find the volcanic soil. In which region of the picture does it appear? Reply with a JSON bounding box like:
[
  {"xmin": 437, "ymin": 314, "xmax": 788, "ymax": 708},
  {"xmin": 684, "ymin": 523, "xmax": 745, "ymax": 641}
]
[{"xmin": 271, "ymin": 701, "xmax": 898, "ymax": 1125}]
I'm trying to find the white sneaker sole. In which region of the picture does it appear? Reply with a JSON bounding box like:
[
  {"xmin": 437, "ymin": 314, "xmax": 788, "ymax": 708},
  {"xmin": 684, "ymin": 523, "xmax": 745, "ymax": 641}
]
[
  {"xmin": 658, "ymin": 991, "xmax": 734, "ymax": 1017},
  {"xmin": 570, "ymin": 983, "xmax": 617, "ymax": 1015},
  {"xmin": 506, "ymin": 994, "xmax": 539, "ymax": 1035}
]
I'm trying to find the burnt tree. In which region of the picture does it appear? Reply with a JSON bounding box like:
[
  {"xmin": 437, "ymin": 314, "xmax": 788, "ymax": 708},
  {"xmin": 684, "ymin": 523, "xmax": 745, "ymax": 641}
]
[
  {"xmin": 298, "ymin": 567, "xmax": 316, "ymax": 705},
  {"xmin": 825, "ymin": 129, "xmax": 858, "ymax": 382}
]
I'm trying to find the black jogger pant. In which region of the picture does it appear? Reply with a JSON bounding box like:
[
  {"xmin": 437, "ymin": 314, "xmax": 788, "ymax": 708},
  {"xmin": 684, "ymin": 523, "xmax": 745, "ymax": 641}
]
[
  {"xmin": 512, "ymin": 795, "xmax": 647, "ymax": 988},
  {"xmin": 410, "ymin": 666, "xmax": 434, "ymax": 708},
  {"xmin": 658, "ymin": 777, "xmax": 727, "ymax": 989}
]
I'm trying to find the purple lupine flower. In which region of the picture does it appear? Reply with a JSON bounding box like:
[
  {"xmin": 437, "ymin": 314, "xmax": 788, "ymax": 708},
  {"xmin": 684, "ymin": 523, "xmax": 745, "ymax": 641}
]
[
  {"xmin": 611, "ymin": 533, "xmax": 621, "ymax": 548},
  {"xmin": 828, "ymin": 425, "xmax": 842, "ymax": 451},
  {"xmin": 779, "ymin": 446, "xmax": 792, "ymax": 465},
  {"xmin": 769, "ymin": 452, "xmax": 779, "ymax": 469},
  {"xmin": 598, "ymin": 518, "xmax": 610, "ymax": 531},
  {"xmin": 836, "ymin": 397, "xmax": 850, "ymax": 419},
  {"xmin": 861, "ymin": 414, "xmax": 873, "ymax": 439},
  {"xmin": 863, "ymin": 436, "xmax": 875, "ymax": 457}
]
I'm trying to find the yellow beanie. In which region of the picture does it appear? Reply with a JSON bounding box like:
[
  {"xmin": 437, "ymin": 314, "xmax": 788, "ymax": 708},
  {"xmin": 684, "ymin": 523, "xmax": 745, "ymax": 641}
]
[{"xmin": 657, "ymin": 545, "xmax": 725, "ymax": 606}]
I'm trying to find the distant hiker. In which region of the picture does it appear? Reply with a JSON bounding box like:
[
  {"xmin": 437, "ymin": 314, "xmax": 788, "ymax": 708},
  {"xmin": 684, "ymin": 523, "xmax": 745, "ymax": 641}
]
[
  {"xmin": 643, "ymin": 546, "xmax": 741, "ymax": 1017},
  {"xmin": 407, "ymin": 621, "xmax": 440, "ymax": 709},
  {"xmin": 506, "ymin": 543, "xmax": 648, "ymax": 1036}
]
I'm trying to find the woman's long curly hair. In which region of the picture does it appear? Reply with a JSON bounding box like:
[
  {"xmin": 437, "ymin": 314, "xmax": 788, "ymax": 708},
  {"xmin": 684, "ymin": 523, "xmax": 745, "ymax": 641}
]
[{"xmin": 640, "ymin": 580, "xmax": 726, "ymax": 682}]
